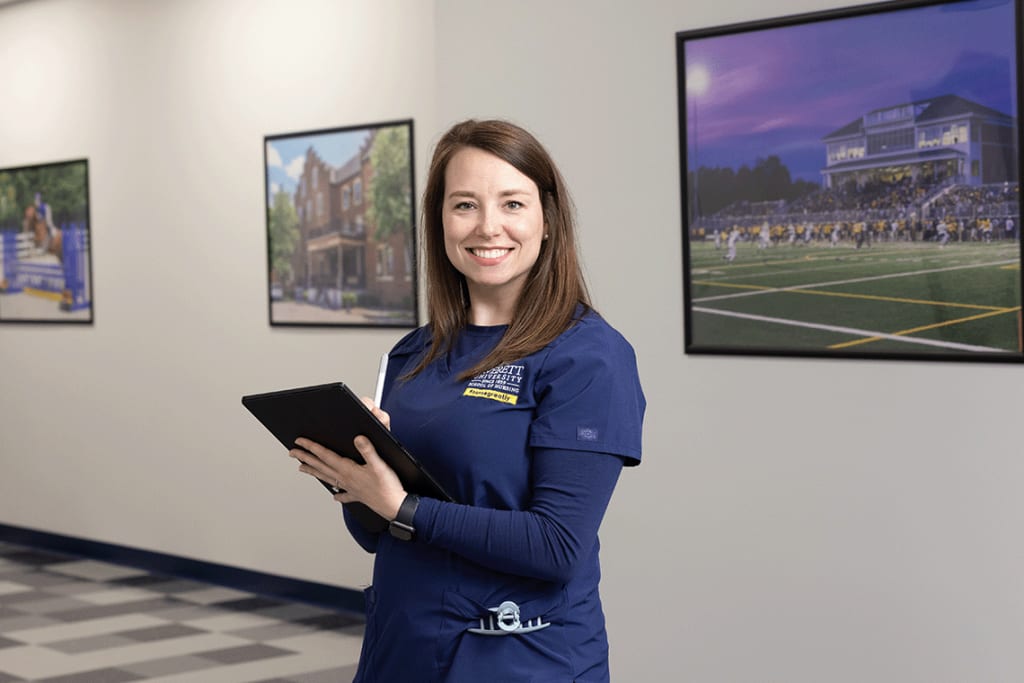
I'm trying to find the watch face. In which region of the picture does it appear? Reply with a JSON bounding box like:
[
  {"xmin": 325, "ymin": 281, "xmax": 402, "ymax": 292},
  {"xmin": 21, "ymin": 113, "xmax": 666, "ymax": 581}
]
[{"xmin": 389, "ymin": 521, "xmax": 414, "ymax": 541}]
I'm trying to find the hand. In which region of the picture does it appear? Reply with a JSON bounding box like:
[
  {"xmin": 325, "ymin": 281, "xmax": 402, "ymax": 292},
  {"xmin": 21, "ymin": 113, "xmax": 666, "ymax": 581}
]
[
  {"xmin": 360, "ymin": 396, "xmax": 391, "ymax": 430},
  {"xmin": 290, "ymin": 436, "xmax": 406, "ymax": 521}
]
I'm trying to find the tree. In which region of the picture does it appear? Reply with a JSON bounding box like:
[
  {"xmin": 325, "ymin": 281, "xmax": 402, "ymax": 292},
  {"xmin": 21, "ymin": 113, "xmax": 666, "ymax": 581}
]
[
  {"xmin": 366, "ymin": 126, "xmax": 411, "ymax": 241},
  {"xmin": 693, "ymin": 155, "xmax": 817, "ymax": 216},
  {"xmin": 267, "ymin": 189, "xmax": 299, "ymax": 284},
  {"xmin": 0, "ymin": 173, "xmax": 17, "ymax": 228},
  {"xmin": 0, "ymin": 161, "xmax": 88, "ymax": 228}
]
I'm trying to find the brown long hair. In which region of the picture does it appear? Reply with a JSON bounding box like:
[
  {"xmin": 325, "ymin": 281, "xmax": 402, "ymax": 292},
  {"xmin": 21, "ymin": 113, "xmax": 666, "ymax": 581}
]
[{"xmin": 408, "ymin": 119, "xmax": 592, "ymax": 380}]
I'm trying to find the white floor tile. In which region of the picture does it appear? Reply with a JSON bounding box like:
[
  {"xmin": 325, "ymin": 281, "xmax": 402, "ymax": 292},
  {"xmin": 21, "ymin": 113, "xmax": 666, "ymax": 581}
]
[
  {"xmin": 174, "ymin": 586, "xmax": 256, "ymax": 605},
  {"xmin": 0, "ymin": 632, "xmax": 252, "ymax": 679},
  {"xmin": 73, "ymin": 586, "xmax": 164, "ymax": 605},
  {"xmin": 6, "ymin": 613, "xmax": 170, "ymax": 645},
  {"xmin": 180, "ymin": 612, "xmax": 279, "ymax": 632},
  {"xmin": 142, "ymin": 651, "xmax": 359, "ymax": 683},
  {"xmin": 0, "ymin": 580, "xmax": 33, "ymax": 597},
  {"xmin": 48, "ymin": 560, "xmax": 149, "ymax": 582}
]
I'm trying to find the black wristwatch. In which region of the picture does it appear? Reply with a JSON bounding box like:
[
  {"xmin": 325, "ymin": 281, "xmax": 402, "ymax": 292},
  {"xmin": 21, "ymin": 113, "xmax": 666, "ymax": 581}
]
[{"xmin": 388, "ymin": 494, "xmax": 420, "ymax": 541}]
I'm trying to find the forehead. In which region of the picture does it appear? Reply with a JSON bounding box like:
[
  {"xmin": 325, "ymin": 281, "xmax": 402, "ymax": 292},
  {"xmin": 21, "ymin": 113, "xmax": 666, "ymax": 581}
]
[{"xmin": 444, "ymin": 146, "xmax": 538, "ymax": 195}]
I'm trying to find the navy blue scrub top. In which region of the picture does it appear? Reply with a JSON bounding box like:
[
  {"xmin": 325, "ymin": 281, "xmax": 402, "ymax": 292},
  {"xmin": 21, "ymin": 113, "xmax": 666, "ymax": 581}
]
[{"xmin": 347, "ymin": 310, "xmax": 645, "ymax": 682}]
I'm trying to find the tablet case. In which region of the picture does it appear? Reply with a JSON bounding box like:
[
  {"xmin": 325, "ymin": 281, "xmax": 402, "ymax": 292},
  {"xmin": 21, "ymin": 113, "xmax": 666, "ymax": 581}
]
[{"xmin": 242, "ymin": 381, "xmax": 454, "ymax": 533}]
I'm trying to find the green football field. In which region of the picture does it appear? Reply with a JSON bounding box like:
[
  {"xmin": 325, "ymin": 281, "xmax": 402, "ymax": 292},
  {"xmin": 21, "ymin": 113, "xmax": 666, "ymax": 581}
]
[{"xmin": 686, "ymin": 239, "xmax": 1022, "ymax": 357}]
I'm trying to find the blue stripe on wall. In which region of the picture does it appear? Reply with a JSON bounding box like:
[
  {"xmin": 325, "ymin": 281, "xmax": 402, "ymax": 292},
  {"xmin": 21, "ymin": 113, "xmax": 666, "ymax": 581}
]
[{"xmin": 0, "ymin": 522, "xmax": 365, "ymax": 616}]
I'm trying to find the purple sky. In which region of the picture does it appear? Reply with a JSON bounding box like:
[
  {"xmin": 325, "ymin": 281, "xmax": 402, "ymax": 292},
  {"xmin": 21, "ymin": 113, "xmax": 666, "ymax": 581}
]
[{"xmin": 682, "ymin": 0, "xmax": 1017, "ymax": 182}]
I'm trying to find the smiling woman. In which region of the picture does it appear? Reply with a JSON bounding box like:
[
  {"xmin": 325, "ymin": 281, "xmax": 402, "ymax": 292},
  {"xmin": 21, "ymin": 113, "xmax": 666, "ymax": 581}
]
[
  {"xmin": 286, "ymin": 119, "xmax": 647, "ymax": 682},
  {"xmin": 441, "ymin": 145, "xmax": 547, "ymax": 325}
]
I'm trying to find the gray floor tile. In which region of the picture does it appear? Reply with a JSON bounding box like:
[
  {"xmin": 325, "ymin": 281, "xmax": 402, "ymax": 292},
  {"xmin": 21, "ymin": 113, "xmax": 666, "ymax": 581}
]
[
  {"xmin": 149, "ymin": 603, "xmax": 225, "ymax": 622},
  {"xmin": 118, "ymin": 623, "xmax": 207, "ymax": 642},
  {"xmin": 0, "ymin": 589, "xmax": 53, "ymax": 605},
  {"xmin": 33, "ymin": 668, "xmax": 142, "ymax": 683},
  {"xmin": 0, "ymin": 614, "xmax": 59, "ymax": 632},
  {"xmin": 48, "ymin": 633, "xmax": 136, "ymax": 654},
  {"xmin": 1, "ymin": 571, "xmax": 79, "ymax": 589},
  {"xmin": 289, "ymin": 664, "xmax": 360, "ymax": 682},
  {"xmin": 0, "ymin": 550, "xmax": 69, "ymax": 567},
  {"xmin": 10, "ymin": 596, "xmax": 94, "ymax": 615},
  {"xmin": 256, "ymin": 603, "xmax": 333, "ymax": 622},
  {"xmin": 46, "ymin": 597, "xmax": 181, "ymax": 622},
  {"xmin": 227, "ymin": 621, "xmax": 318, "ymax": 643},
  {"xmin": 118, "ymin": 653, "xmax": 222, "ymax": 678},
  {"xmin": 0, "ymin": 635, "xmax": 21, "ymax": 649},
  {"xmin": 197, "ymin": 643, "xmax": 297, "ymax": 664},
  {"xmin": 253, "ymin": 669, "xmax": 356, "ymax": 683},
  {"xmin": 112, "ymin": 577, "xmax": 207, "ymax": 594},
  {"xmin": 296, "ymin": 611, "xmax": 364, "ymax": 630},
  {"xmin": 0, "ymin": 543, "xmax": 365, "ymax": 681},
  {"xmin": 209, "ymin": 596, "xmax": 286, "ymax": 612}
]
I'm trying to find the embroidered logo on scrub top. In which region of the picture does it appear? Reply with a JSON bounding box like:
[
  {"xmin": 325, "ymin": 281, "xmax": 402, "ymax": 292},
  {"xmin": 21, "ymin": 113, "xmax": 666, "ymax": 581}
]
[{"xmin": 464, "ymin": 364, "xmax": 525, "ymax": 405}]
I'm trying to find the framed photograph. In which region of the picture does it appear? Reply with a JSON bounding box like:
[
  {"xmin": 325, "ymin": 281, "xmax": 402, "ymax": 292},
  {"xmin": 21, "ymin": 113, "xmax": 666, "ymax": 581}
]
[
  {"xmin": 677, "ymin": 0, "xmax": 1023, "ymax": 362},
  {"xmin": 264, "ymin": 119, "xmax": 418, "ymax": 328},
  {"xmin": 0, "ymin": 159, "xmax": 93, "ymax": 324}
]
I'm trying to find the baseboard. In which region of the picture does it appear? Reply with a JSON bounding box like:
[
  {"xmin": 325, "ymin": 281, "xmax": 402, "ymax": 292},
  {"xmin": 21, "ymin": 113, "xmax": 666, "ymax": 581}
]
[{"xmin": 0, "ymin": 522, "xmax": 365, "ymax": 616}]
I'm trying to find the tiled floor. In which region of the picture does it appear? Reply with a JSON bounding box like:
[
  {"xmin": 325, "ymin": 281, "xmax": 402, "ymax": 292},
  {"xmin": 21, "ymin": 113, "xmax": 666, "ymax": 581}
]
[{"xmin": 0, "ymin": 541, "xmax": 364, "ymax": 682}]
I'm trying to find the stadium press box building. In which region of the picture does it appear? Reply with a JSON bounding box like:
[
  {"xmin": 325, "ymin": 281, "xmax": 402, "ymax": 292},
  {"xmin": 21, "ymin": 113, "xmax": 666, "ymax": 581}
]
[{"xmin": 821, "ymin": 94, "xmax": 1017, "ymax": 190}]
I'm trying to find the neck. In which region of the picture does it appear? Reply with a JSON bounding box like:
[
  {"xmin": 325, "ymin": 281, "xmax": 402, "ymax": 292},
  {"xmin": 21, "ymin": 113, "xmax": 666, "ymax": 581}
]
[
  {"xmin": 468, "ymin": 305, "xmax": 512, "ymax": 326},
  {"xmin": 466, "ymin": 287, "xmax": 520, "ymax": 326}
]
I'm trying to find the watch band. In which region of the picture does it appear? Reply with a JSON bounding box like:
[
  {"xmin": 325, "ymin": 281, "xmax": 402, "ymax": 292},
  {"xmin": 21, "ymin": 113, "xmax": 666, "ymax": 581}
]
[{"xmin": 388, "ymin": 494, "xmax": 420, "ymax": 541}]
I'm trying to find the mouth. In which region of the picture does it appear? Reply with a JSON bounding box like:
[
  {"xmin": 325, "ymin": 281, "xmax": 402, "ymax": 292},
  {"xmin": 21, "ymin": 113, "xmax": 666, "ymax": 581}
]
[{"xmin": 468, "ymin": 247, "xmax": 512, "ymax": 259}]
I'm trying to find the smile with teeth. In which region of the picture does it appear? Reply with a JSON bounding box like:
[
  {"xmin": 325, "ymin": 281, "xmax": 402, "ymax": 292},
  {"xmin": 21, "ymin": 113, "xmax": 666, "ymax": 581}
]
[{"xmin": 470, "ymin": 247, "xmax": 512, "ymax": 259}]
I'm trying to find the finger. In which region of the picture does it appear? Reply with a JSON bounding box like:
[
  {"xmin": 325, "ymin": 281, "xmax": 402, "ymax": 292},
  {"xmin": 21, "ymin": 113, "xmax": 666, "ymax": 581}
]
[
  {"xmin": 294, "ymin": 438, "xmax": 346, "ymax": 468},
  {"xmin": 359, "ymin": 397, "xmax": 391, "ymax": 430},
  {"xmin": 290, "ymin": 447, "xmax": 339, "ymax": 484},
  {"xmin": 353, "ymin": 435, "xmax": 383, "ymax": 466},
  {"xmin": 292, "ymin": 452, "xmax": 346, "ymax": 489}
]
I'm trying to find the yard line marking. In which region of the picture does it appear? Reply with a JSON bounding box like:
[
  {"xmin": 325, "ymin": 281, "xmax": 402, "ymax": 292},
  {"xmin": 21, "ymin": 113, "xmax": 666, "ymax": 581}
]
[
  {"xmin": 794, "ymin": 288, "xmax": 1006, "ymax": 311},
  {"xmin": 829, "ymin": 306, "xmax": 1020, "ymax": 350},
  {"xmin": 693, "ymin": 259, "xmax": 1019, "ymax": 303},
  {"xmin": 692, "ymin": 306, "xmax": 1008, "ymax": 353},
  {"xmin": 691, "ymin": 281, "xmax": 1006, "ymax": 311}
]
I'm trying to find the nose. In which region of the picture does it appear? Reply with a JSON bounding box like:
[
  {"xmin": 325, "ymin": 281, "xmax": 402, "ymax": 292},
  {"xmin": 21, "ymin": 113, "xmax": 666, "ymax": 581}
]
[{"xmin": 476, "ymin": 206, "xmax": 502, "ymax": 238}]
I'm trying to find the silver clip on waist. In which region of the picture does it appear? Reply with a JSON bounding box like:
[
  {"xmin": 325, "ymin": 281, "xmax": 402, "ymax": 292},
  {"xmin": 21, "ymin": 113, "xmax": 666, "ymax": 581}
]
[{"xmin": 467, "ymin": 600, "xmax": 551, "ymax": 636}]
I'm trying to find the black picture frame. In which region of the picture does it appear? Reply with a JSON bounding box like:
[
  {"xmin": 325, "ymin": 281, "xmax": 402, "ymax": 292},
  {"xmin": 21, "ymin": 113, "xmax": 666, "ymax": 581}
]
[
  {"xmin": 263, "ymin": 119, "xmax": 418, "ymax": 328},
  {"xmin": 0, "ymin": 159, "xmax": 93, "ymax": 324},
  {"xmin": 677, "ymin": 0, "xmax": 1024, "ymax": 362}
]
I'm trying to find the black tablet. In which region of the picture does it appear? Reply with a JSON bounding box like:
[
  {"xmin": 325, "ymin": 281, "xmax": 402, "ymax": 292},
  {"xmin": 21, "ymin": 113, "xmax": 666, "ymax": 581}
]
[{"xmin": 242, "ymin": 381, "xmax": 454, "ymax": 533}]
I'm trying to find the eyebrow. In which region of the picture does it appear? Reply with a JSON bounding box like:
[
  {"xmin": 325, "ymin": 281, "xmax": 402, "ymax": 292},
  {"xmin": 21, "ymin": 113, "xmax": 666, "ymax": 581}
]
[{"xmin": 446, "ymin": 189, "xmax": 533, "ymax": 200}]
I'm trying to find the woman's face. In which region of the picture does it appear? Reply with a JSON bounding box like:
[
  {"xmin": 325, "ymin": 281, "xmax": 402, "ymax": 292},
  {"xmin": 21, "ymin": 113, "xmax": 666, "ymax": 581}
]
[{"xmin": 441, "ymin": 146, "xmax": 545, "ymax": 315}]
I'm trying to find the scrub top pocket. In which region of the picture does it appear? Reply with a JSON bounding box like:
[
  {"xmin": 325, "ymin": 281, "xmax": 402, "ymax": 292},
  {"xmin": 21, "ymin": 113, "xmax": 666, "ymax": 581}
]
[{"xmin": 436, "ymin": 586, "xmax": 573, "ymax": 682}]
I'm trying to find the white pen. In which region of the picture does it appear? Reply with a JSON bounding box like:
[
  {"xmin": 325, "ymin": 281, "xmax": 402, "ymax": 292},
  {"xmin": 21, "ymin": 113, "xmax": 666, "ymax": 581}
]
[{"xmin": 373, "ymin": 352, "xmax": 389, "ymax": 407}]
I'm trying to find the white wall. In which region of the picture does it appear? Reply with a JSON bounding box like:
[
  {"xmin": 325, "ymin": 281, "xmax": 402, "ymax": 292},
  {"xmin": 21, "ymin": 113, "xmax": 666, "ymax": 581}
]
[
  {"xmin": 0, "ymin": 0, "xmax": 437, "ymax": 589},
  {"xmin": 2, "ymin": 0, "xmax": 1024, "ymax": 681}
]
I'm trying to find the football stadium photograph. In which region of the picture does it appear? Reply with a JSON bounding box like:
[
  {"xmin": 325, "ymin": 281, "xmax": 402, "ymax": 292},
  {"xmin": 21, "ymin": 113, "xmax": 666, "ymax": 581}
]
[{"xmin": 678, "ymin": 0, "xmax": 1022, "ymax": 361}]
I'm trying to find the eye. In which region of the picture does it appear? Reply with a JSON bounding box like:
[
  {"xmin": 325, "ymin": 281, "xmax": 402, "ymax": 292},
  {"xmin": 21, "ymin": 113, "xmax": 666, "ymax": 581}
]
[
  {"xmin": 505, "ymin": 200, "xmax": 524, "ymax": 210},
  {"xmin": 453, "ymin": 201, "xmax": 475, "ymax": 210}
]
